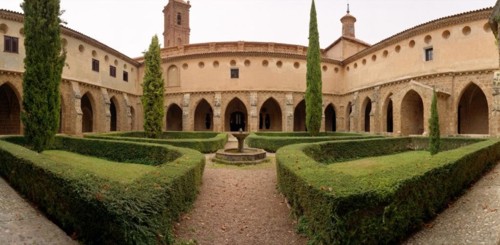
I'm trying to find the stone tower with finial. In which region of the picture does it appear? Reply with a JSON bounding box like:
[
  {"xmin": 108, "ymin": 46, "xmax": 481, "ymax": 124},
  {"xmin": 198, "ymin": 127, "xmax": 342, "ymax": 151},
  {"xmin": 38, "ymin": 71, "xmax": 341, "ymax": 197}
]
[
  {"xmin": 340, "ymin": 3, "xmax": 356, "ymax": 38},
  {"xmin": 163, "ymin": 0, "xmax": 191, "ymax": 48}
]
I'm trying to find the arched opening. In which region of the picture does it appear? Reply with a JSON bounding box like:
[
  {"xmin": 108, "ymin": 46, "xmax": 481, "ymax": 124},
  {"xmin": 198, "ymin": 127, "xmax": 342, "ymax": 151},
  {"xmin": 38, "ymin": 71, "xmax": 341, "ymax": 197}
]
[
  {"xmin": 194, "ymin": 99, "xmax": 213, "ymax": 131},
  {"xmin": 166, "ymin": 104, "xmax": 183, "ymax": 131},
  {"xmin": 325, "ymin": 104, "xmax": 336, "ymax": 132},
  {"xmin": 346, "ymin": 102, "xmax": 352, "ymax": 132},
  {"xmin": 294, "ymin": 100, "xmax": 306, "ymax": 131},
  {"xmin": 110, "ymin": 97, "xmax": 118, "ymax": 131},
  {"xmin": 81, "ymin": 93, "xmax": 94, "ymax": 133},
  {"xmin": 130, "ymin": 106, "xmax": 135, "ymax": 131},
  {"xmin": 386, "ymin": 100, "xmax": 394, "ymax": 133},
  {"xmin": 167, "ymin": 65, "xmax": 180, "ymax": 87},
  {"xmin": 0, "ymin": 83, "xmax": 21, "ymax": 134},
  {"xmin": 458, "ymin": 83, "xmax": 489, "ymax": 134},
  {"xmin": 259, "ymin": 98, "xmax": 282, "ymax": 131},
  {"xmin": 401, "ymin": 90, "xmax": 424, "ymax": 135},
  {"xmin": 362, "ymin": 98, "xmax": 372, "ymax": 132},
  {"xmin": 225, "ymin": 98, "xmax": 248, "ymax": 131}
]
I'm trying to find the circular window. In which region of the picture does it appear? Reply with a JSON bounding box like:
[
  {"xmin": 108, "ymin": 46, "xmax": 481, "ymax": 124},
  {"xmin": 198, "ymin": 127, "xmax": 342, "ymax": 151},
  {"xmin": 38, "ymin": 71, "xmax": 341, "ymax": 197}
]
[
  {"xmin": 78, "ymin": 44, "xmax": 85, "ymax": 53},
  {"xmin": 383, "ymin": 50, "xmax": 389, "ymax": 58},
  {"xmin": 0, "ymin": 23, "xmax": 7, "ymax": 34},
  {"xmin": 104, "ymin": 55, "xmax": 109, "ymax": 62},
  {"xmin": 334, "ymin": 67, "xmax": 339, "ymax": 73},
  {"xmin": 61, "ymin": 38, "xmax": 68, "ymax": 48},
  {"xmin": 346, "ymin": 66, "xmax": 350, "ymax": 71},
  {"xmin": 442, "ymin": 30, "xmax": 451, "ymax": 39},
  {"xmin": 294, "ymin": 62, "xmax": 300, "ymax": 69},
  {"xmin": 276, "ymin": 61, "xmax": 283, "ymax": 68},
  {"xmin": 362, "ymin": 59, "xmax": 367, "ymax": 65},
  {"xmin": 322, "ymin": 65, "xmax": 328, "ymax": 72},
  {"xmin": 213, "ymin": 61, "xmax": 219, "ymax": 68},
  {"xmin": 395, "ymin": 45, "xmax": 401, "ymax": 53},
  {"xmin": 424, "ymin": 35, "xmax": 432, "ymax": 44},
  {"xmin": 124, "ymin": 64, "xmax": 127, "ymax": 69},
  {"xmin": 92, "ymin": 50, "xmax": 97, "ymax": 58},
  {"xmin": 114, "ymin": 60, "xmax": 118, "ymax": 66},
  {"xmin": 182, "ymin": 63, "xmax": 188, "ymax": 70},
  {"xmin": 354, "ymin": 63, "xmax": 358, "ymax": 69},
  {"xmin": 484, "ymin": 23, "xmax": 491, "ymax": 33},
  {"xmin": 409, "ymin": 40, "xmax": 416, "ymax": 48},
  {"xmin": 371, "ymin": 55, "xmax": 377, "ymax": 61},
  {"xmin": 244, "ymin": 60, "xmax": 251, "ymax": 67},
  {"xmin": 198, "ymin": 62, "xmax": 205, "ymax": 68},
  {"xmin": 462, "ymin": 26, "xmax": 471, "ymax": 36},
  {"xmin": 230, "ymin": 60, "xmax": 237, "ymax": 66},
  {"xmin": 19, "ymin": 28, "xmax": 24, "ymax": 36},
  {"xmin": 262, "ymin": 60, "xmax": 269, "ymax": 67}
]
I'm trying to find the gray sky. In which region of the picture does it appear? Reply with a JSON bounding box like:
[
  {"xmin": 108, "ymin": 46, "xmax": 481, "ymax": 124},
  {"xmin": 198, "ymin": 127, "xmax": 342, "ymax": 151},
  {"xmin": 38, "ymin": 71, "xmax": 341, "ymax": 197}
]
[{"xmin": 1, "ymin": 0, "xmax": 495, "ymax": 57}]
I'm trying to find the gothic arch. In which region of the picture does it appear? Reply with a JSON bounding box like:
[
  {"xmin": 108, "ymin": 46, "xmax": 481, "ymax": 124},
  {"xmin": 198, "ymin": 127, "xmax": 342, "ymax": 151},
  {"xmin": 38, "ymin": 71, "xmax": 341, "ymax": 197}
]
[
  {"xmin": 294, "ymin": 100, "xmax": 306, "ymax": 131},
  {"xmin": 225, "ymin": 97, "xmax": 248, "ymax": 131},
  {"xmin": 325, "ymin": 103, "xmax": 337, "ymax": 132},
  {"xmin": 110, "ymin": 96, "xmax": 120, "ymax": 131},
  {"xmin": 81, "ymin": 92, "xmax": 95, "ymax": 133},
  {"xmin": 0, "ymin": 82, "xmax": 21, "ymax": 134},
  {"xmin": 166, "ymin": 103, "xmax": 183, "ymax": 131},
  {"xmin": 194, "ymin": 99, "xmax": 213, "ymax": 131},
  {"xmin": 382, "ymin": 93, "xmax": 394, "ymax": 133},
  {"xmin": 259, "ymin": 97, "xmax": 282, "ymax": 131},
  {"xmin": 457, "ymin": 83, "xmax": 489, "ymax": 134},
  {"xmin": 361, "ymin": 97, "xmax": 372, "ymax": 132},
  {"xmin": 400, "ymin": 90, "xmax": 424, "ymax": 135}
]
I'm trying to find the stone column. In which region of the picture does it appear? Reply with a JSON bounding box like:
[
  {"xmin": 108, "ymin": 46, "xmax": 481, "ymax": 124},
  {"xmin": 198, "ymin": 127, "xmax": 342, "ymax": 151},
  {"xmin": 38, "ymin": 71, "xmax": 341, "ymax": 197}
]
[
  {"xmin": 371, "ymin": 87, "xmax": 380, "ymax": 134},
  {"xmin": 492, "ymin": 71, "xmax": 500, "ymax": 136},
  {"xmin": 350, "ymin": 92, "xmax": 359, "ymax": 132},
  {"xmin": 321, "ymin": 102, "xmax": 326, "ymax": 132},
  {"xmin": 101, "ymin": 88, "xmax": 111, "ymax": 133},
  {"xmin": 285, "ymin": 93, "xmax": 294, "ymax": 132},
  {"xmin": 71, "ymin": 81, "xmax": 82, "ymax": 136},
  {"xmin": 249, "ymin": 92, "xmax": 258, "ymax": 132},
  {"xmin": 182, "ymin": 93, "xmax": 191, "ymax": 131},
  {"xmin": 213, "ymin": 93, "xmax": 222, "ymax": 132}
]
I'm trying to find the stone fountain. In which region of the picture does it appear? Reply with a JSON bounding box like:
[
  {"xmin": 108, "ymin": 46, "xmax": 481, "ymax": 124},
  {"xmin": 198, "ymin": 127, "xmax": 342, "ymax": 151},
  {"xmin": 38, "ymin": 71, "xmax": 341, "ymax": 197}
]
[{"xmin": 214, "ymin": 129, "xmax": 267, "ymax": 165}]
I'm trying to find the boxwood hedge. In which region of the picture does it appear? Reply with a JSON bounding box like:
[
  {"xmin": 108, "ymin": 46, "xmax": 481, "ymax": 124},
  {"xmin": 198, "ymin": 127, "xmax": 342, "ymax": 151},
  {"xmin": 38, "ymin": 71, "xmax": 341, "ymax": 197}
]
[
  {"xmin": 276, "ymin": 137, "xmax": 499, "ymax": 244},
  {"xmin": 0, "ymin": 136, "xmax": 205, "ymax": 244},
  {"xmin": 85, "ymin": 131, "xmax": 227, "ymax": 154},
  {"xmin": 246, "ymin": 132, "xmax": 379, "ymax": 152}
]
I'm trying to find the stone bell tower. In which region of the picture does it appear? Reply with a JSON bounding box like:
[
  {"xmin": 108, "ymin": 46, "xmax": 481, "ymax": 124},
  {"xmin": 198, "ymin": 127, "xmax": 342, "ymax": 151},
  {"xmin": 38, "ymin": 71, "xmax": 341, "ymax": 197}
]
[
  {"xmin": 163, "ymin": 0, "xmax": 191, "ymax": 48},
  {"xmin": 340, "ymin": 4, "xmax": 356, "ymax": 38}
]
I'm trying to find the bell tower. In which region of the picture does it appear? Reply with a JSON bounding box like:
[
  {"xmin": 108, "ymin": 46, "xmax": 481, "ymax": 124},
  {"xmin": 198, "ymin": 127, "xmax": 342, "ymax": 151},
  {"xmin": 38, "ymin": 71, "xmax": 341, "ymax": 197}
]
[
  {"xmin": 163, "ymin": 0, "xmax": 191, "ymax": 48},
  {"xmin": 340, "ymin": 4, "xmax": 356, "ymax": 38}
]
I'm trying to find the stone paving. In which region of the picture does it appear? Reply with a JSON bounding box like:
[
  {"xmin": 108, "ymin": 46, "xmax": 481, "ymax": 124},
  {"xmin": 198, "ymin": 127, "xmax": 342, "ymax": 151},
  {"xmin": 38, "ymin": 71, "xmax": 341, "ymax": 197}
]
[{"xmin": 0, "ymin": 178, "xmax": 76, "ymax": 245}]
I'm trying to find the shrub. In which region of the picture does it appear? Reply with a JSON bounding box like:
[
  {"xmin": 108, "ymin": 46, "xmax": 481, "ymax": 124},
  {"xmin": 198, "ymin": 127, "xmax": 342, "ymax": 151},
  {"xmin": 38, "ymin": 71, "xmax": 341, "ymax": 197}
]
[
  {"xmin": 85, "ymin": 131, "xmax": 228, "ymax": 154},
  {"xmin": 0, "ymin": 136, "xmax": 205, "ymax": 244},
  {"xmin": 276, "ymin": 137, "xmax": 499, "ymax": 244}
]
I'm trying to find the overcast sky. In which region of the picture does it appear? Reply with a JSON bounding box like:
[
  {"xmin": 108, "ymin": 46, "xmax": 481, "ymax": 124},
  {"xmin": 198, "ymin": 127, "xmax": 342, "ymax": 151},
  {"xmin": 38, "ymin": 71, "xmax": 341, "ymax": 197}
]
[{"xmin": 1, "ymin": 0, "xmax": 495, "ymax": 57}]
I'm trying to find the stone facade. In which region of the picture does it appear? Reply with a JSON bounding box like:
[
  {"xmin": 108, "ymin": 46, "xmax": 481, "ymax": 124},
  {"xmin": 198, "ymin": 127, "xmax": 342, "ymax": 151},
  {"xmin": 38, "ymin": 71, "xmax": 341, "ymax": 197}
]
[{"xmin": 0, "ymin": 2, "xmax": 498, "ymax": 136}]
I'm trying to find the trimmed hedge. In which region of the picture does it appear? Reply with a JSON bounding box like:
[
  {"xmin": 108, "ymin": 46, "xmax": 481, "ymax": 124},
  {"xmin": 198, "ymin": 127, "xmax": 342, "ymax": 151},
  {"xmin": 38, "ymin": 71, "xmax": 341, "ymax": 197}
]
[
  {"xmin": 246, "ymin": 132, "xmax": 379, "ymax": 152},
  {"xmin": 0, "ymin": 136, "xmax": 205, "ymax": 244},
  {"xmin": 85, "ymin": 131, "xmax": 228, "ymax": 154},
  {"xmin": 276, "ymin": 137, "xmax": 499, "ymax": 244}
]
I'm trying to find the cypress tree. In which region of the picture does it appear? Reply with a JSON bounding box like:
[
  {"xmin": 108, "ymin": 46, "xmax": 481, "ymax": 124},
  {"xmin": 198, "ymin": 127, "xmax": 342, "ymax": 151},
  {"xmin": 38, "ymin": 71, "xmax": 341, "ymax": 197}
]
[
  {"xmin": 21, "ymin": 0, "xmax": 66, "ymax": 152},
  {"xmin": 305, "ymin": 0, "xmax": 323, "ymax": 136},
  {"xmin": 142, "ymin": 35, "xmax": 165, "ymax": 139},
  {"xmin": 429, "ymin": 88, "xmax": 440, "ymax": 155}
]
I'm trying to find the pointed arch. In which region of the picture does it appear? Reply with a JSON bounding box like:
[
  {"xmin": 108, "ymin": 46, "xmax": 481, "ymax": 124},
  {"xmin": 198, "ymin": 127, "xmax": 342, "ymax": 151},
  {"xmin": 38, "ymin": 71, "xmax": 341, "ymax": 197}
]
[
  {"xmin": 166, "ymin": 103, "xmax": 183, "ymax": 131},
  {"xmin": 458, "ymin": 83, "xmax": 488, "ymax": 134},
  {"xmin": 194, "ymin": 99, "xmax": 213, "ymax": 131},
  {"xmin": 259, "ymin": 97, "xmax": 282, "ymax": 131},
  {"xmin": 382, "ymin": 93, "xmax": 394, "ymax": 133},
  {"xmin": 325, "ymin": 104, "xmax": 337, "ymax": 132},
  {"xmin": 294, "ymin": 100, "xmax": 306, "ymax": 131},
  {"xmin": 130, "ymin": 106, "xmax": 136, "ymax": 131},
  {"xmin": 0, "ymin": 83, "xmax": 21, "ymax": 134},
  {"xmin": 225, "ymin": 97, "xmax": 248, "ymax": 131},
  {"xmin": 361, "ymin": 97, "xmax": 372, "ymax": 132},
  {"xmin": 81, "ymin": 92, "xmax": 95, "ymax": 133},
  {"xmin": 401, "ymin": 90, "xmax": 424, "ymax": 135},
  {"xmin": 110, "ymin": 96, "xmax": 119, "ymax": 132}
]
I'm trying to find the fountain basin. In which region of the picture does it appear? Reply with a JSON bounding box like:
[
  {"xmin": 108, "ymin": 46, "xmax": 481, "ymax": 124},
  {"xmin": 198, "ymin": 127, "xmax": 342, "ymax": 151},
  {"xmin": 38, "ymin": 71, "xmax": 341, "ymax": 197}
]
[{"xmin": 214, "ymin": 148, "xmax": 267, "ymax": 165}]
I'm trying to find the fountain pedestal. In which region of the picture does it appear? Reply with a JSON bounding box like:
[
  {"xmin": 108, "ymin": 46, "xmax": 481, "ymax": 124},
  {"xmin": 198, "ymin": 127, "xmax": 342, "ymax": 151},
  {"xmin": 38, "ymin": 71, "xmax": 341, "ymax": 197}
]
[{"xmin": 213, "ymin": 131, "xmax": 267, "ymax": 165}]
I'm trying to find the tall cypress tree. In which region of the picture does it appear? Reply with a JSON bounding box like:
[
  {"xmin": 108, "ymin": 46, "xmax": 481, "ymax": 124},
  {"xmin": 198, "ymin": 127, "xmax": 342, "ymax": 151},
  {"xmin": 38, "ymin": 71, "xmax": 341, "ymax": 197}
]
[
  {"xmin": 429, "ymin": 88, "xmax": 440, "ymax": 155},
  {"xmin": 21, "ymin": 0, "xmax": 66, "ymax": 152},
  {"xmin": 305, "ymin": 0, "xmax": 323, "ymax": 136},
  {"xmin": 142, "ymin": 35, "xmax": 165, "ymax": 139}
]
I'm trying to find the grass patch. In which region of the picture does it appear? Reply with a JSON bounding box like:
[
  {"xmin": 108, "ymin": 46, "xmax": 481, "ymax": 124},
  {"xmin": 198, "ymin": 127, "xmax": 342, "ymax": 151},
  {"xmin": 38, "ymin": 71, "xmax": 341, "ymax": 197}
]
[{"xmin": 42, "ymin": 150, "xmax": 155, "ymax": 184}]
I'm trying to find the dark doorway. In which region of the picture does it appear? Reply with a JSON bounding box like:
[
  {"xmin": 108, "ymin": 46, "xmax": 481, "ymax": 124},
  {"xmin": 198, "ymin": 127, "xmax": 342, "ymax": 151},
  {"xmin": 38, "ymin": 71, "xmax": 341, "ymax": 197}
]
[
  {"xmin": 225, "ymin": 98, "xmax": 248, "ymax": 132},
  {"xmin": 0, "ymin": 83, "xmax": 21, "ymax": 134},
  {"xmin": 81, "ymin": 93, "xmax": 93, "ymax": 133},
  {"xmin": 386, "ymin": 100, "xmax": 393, "ymax": 133},
  {"xmin": 363, "ymin": 98, "xmax": 372, "ymax": 132},
  {"xmin": 294, "ymin": 100, "xmax": 306, "ymax": 131},
  {"xmin": 110, "ymin": 99, "xmax": 117, "ymax": 131},
  {"xmin": 230, "ymin": 111, "xmax": 246, "ymax": 131},
  {"xmin": 166, "ymin": 104, "xmax": 183, "ymax": 131},
  {"xmin": 325, "ymin": 104, "xmax": 336, "ymax": 132},
  {"xmin": 458, "ymin": 83, "xmax": 488, "ymax": 134},
  {"xmin": 194, "ymin": 99, "xmax": 213, "ymax": 131}
]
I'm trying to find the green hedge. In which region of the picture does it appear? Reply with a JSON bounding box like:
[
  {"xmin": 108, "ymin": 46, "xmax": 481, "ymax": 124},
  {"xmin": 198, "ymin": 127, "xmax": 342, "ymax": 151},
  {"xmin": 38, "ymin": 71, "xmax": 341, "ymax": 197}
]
[
  {"xmin": 0, "ymin": 136, "xmax": 205, "ymax": 244},
  {"xmin": 85, "ymin": 131, "xmax": 228, "ymax": 153},
  {"xmin": 246, "ymin": 132, "xmax": 379, "ymax": 152},
  {"xmin": 276, "ymin": 137, "xmax": 499, "ymax": 244}
]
